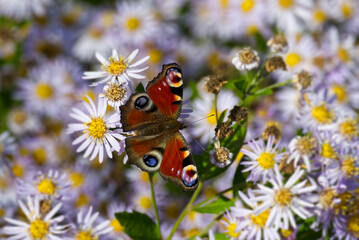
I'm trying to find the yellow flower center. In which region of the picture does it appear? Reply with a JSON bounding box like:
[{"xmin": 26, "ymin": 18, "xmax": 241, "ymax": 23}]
[
  {"xmin": 313, "ymin": 9, "xmax": 326, "ymax": 22},
  {"xmin": 0, "ymin": 208, "xmax": 4, "ymax": 217},
  {"xmin": 219, "ymin": 0, "xmax": 229, "ymax": 8},
  {"xmin": 337, "ymin": 47, "xmax": 350, "ymax": 62},
  {"xmin": 250, "ymin": 209, "xmax": 270, "ymax": 227},
  {"xmin": 348, "ymin": 214, "xmax": 359, "ymax": 237},
  {"xmin": 311, "ymin": 105, "xmax": 333, "ymax": 124},
  {"xmin": 126, "ymin": 17, "xmax": 141, "ymax": 31},
  {"xmin": 285, "ymin": 52, "xmax": 301, "ymax": 67},
  {"xmin": 76, "ymin": 230, "xmax": 97, "ymax": 240},
  {"xmin": 139, "ymin": 196, "xmax": 152, "ymax": 210},
  {"xmin": 319, "ymin": 188, "xmax": 337, "ymax": 210},
  {"xmin": 0, "ymin": 177, "xmax": 8, "ymax": 189},
  {"xmin": 342, "ymin": 3, "xmax": 353, "ymax": 18},
  {"xmin": 339, "ymin": 119, "xmax": 358, "ymax": 139},
  {"xmin": 87, "ymin": 118, "xmax": 107, "ymax": 140},
  {"xmin": 281, "ymin": 229, "xmax": 293, "ymax": 237},
  {"xmin": 104, "ymin": 56, "xmax": 129, "ymax": 75},
  {"xmin": 165, "ymin": 203, "xmax": 180, "ymax": 219},
  {"xmin": 33, "ymin": 148, "xmax": 47, "ymax": 165},
  {"xmin": 82, "ymin": 91, "xmax": 96, "ymax": 104},
  {"xmin": 207, "ymin": 109, "xmax": 217, "ymax": 125},
  {"xmin": 75, "ymin": 193, "xmax": 89, "ymax": 207},
  {"xmin": 321, "ymin": 142, "xmax": 336, "ymax": 159},
  {"xmin": 36, "ymin": 84, "xmax": 53, "ymax": 99},
  {"xmin": 278, "ymin": 0, "xmax": 293, "ymax": 9},
  {"xmin": 188, "ymin": 211, "xmax": 197, "ymax": 221},
  {"xmin": 71, "ymin": 172, "xmax": 84, "ymax": 187},
  {"xmin": 88, "ymin": 27, "xmax": 103, "ymax": 39},
  {"xmin": 247, "ymin": 25, "xmax": 258, "ymax": 35},
  {"xmin": 37, "ymin": 178, "xmax": 56, "ymax": 195},
  {"xmin": 226, "ymin": 223, "xmax": 240, "ymax": 238},
  {"xmin": 29, "ymin": 219, "xmax": 49, "ymax": 239},
  {"xmin": 184, "ymin": 228, "xmax": 201, "ymax": 238},
  {"xmin": 241, "ymin": 0, "xmax": 255, "ymax": 12},
  {"xmin": 12, "ymin": 109, "xmax": 28, "ymax": 124},
  {"xmin": 257, "ymin": 152, "xmax": 276, "ymax": 169},
  {"xmin": 295, "ymin": 136, "xmax": 316, "ymax": 155},
  {"xmin": 149, "ymin": 49, "xmax": 163, "ymax": 64},
  {"xmin": 12, "ymin": 163, "xmax": 24, "ymax": 178},
  {"xmin": 111, "ymin": 219, "xmax": 124, "ymax": 232},
  {"xmin": 140, "ymin": 172, "xmax": 150, "ymax": 182},
  {"xmin": 342, "ymin": 156, "xmax": 359, "ymax": 178},
  {"xmin": 332, "ymin": 84, "xmax": 347, "ymax": 103},
  {"xmin": 275, "ymin": 188, "xmax": 292, "ymax": 206}
]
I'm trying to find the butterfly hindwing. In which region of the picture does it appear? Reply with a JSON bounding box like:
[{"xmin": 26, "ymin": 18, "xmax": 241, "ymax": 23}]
[{"xmin": 159, "ymin": 132, "xmax": 199, "ymax": 191}]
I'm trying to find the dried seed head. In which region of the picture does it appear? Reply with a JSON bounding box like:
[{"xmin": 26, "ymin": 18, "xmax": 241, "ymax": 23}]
[
  {"xmin": 292, "ymin": 70, "xmax": 313, "ymax": 90},
  {"xmin": 267, "ymin": 34, "xmax": 288, "ymax": 53},
  {"xmin": 205, "ymin": 75, "xmax": 227, "ymax": 94},
  {"xmin": 228, "ymin": 105, "xmax": 248, "ymax": 123},
  {"xmin": 40, "ymin": 200, "xmax": 52, "ymax": 215},
  {"xmin": 262, "ymin": 122, "xmax": 282, "ymax": 142},
  {"xmin": 214, "ymin": 147, "xmax": 231, "ymax": 163},
  {"xmin": 265, "ymin": 56, "xmax": 287, "ymax": 72},
  {"xmin": 232, "ymin": 47, "xmax": 260, "ymax": 71},
  {"xmin": 279, "ymin": 153, "xmax": 295, "ymax": 174},
  {"xmin": 215, "ymin": 122, "xmax": 234, "ymax": 140}
]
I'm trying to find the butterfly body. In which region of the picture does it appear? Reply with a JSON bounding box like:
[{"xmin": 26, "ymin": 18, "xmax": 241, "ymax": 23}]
[{"xmin": 120, "ymin": 63, "xmax": 199, "ymax": 191}]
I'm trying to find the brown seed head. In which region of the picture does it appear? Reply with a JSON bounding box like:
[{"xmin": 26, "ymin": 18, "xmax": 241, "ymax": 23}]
[
  {"xmin": 279, "ymin": 153, "xmax": 295, "ymax": 174},
  {"xmin": 262, "ymin": 122, "xmax": 282, "ymax": 142},
  {"xmin": 267, "ymin": 34, "xmax": 288, "ymax": 53},
  {"xmin": 265, "ymin": 56, "xmax": 287, "ymax": 72},
  {"xmin": 292, "ymin": 70, "xmax": 313, "ymax": 90},
  {"xmin": 215, "ymin": 122, "xmax": 234, "ymax": 140},
  {"xmin": 40, "ymin": 200, "xmax": 52, "ymax": 215},
  {"xmin": 229, "ymin": 106, "xmax": 248, "ymax": 123},
  {"xmin": 214, "ymin": 147, "xmax": 231, "ymax": 163},
  {"xmin": 205, "ymin": 75, "xmax": 227, "ymax": 94}
]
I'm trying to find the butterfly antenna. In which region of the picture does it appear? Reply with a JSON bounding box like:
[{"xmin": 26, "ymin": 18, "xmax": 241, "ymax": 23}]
[
  {"xmin": 182, "ymin": 128, "xmax": 206, "ymax": 152},
  {"xmin": 186, "ymin": 114, "xmax": 215, "ymax": 127}
]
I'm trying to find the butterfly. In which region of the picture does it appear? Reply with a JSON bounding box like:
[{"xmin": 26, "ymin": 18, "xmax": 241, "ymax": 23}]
[{"xmin": 120, "ymin": 63, "xmax": 199, "ymax": 191}]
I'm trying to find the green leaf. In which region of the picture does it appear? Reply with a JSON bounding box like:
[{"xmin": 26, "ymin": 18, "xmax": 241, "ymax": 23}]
[
  {"xmin": 252, "ymin": 88, "xmax": 273, "ymax": 96},
  {"xmin": 135, "ymin": 82, "xmax": 145, "ymax": 93},
  {"xmin": 232, "ymin": 163, "xmax": 246, "ymax": 197},
  {"xmin": 254, "ymin": 32, "xmax": 268, "ymax": 53},
  {"xmin": 214, "ymin": 233, "xmax": 231, "ymax": 240},
  {"xmin": 115, "ymin": 211, "xmax": 161, "ymax": 240},
  {"xmin": 193, "ymin": 196, "xmax": 234, "ymax": 214},
  {"xmin": 234, "ymin": 80, "xmax": 246, "ymax": 92},
  {"xmin": 217, "ymin": 109, "xmax": 228, "ymax": 125}
]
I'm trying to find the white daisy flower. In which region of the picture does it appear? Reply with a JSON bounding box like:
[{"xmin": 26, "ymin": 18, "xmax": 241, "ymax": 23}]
[
  {"xmin": 297, "ymin": 90, "xmax": 337, "ymax": 132},
  {"xmin": 219, "ymin": 211, "xmax": 241, "ymax": 240},
  {"xmin": 83, "ymin": 49, "xmax": 149, "ymax": 91},
  {"xmin": 266, "ymin": 0, "xmax": 313, "ymax": 36},
  {"xmin": 191, "ymin": 89, "xmax": 239, "ymax": 144},
  {"xmin": 315, "ymin": 130, "xmax": 339, "ymax": 167},
  {"xmin": 68, "ymin": 95, "xmax": 124, "ymax": 163},
  {"xmin": 114, "ymin": 1, "xmax": 160, "ymax": 45},
  {"xmin": 17, "ymin": 170, "xmax": 72, "ymax": 201},
  {"xmin": 7, "ymin": 108, "xmax": 41, "ymax": 135},
  {"xmin": 68, "ymin": 206, "xmax": 112, "ymax": 239},
  {"xmin": 232, "ymin": 47, "xmax": 260, "ymax": 71},
  {"xmin": 252, "ymin": 167, "xmax": 318, "ymax": 230},
  {"xmin": 0, "ymin": 0, "xmax": 52, "ymax": 20},
  {"xmin": 2, "ymin": 196, "xmax": 68, "ymax": 239},
  {"xmin": 231, "ymin": 189, "xmax": 280, "ymax": 240},
  {"xmin": 287, "ymin": 135, "xmax": 317, "ymax": 171},
  {"xmin": 15, "ymin": 66, "xmax": 74, "ymax": 118},
  {"xmin": 209, "ymin": 140, "xmax": 233, "ymax": 168},
  {"xmin": 240, "ymin": 135, "xmax": 286, "ymax": 183},
  {"xmin": 72, "ymin": 24, "xmax": 112, "ymax": 62}
]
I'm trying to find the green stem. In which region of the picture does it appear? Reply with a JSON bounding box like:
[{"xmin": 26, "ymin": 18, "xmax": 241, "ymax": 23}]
[
  {"xmin": 166, "ymin": 181, "xmax": 203, "ymax": 240},
  {"xmin": 252, "ymin": 79, "xmax": 292, "ymax": 96},
  {"xmin": 214, "ymin": 94, "xmax": 219, "ymax": 123},
  {"xmin": 149, "ymin": 173, "xmax": 161, "ymax": 238}
]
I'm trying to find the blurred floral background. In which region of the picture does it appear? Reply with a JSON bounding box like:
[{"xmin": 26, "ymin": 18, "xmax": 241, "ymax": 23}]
[{"xmin": 0, "ymin": 0, "xmax": 359, "ymax": 239}]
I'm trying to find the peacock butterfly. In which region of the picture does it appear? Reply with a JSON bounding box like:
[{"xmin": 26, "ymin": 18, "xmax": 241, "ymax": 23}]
[{"xmin": 120, "ymin": 63, "xmax": 199, "ymax": 191}]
